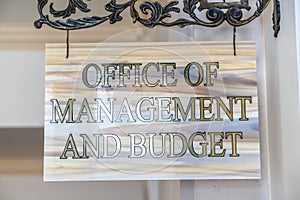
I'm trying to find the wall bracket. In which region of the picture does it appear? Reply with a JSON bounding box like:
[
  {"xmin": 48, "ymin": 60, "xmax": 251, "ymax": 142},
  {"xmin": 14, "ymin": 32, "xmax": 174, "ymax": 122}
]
[{"xmin": 34, "ymin": 0, "xmax": 280, "ymax": 57}]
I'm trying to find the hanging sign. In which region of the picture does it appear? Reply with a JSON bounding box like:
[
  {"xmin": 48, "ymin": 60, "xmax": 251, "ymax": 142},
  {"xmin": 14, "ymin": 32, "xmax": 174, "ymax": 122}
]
[{"xmin": 44, "ymin": 42, "xmax": 260, "ymax": 181}]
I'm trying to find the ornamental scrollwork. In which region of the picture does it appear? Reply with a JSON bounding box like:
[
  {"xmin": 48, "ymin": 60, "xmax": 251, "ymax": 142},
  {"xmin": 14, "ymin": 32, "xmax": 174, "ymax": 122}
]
[
  {"xmin": 49, "ymin": 0, "xmax": 91, "ymax": 18},
  {"xmin": 34, "ymin": 0, "xmax": 274, "ymax": 31}
]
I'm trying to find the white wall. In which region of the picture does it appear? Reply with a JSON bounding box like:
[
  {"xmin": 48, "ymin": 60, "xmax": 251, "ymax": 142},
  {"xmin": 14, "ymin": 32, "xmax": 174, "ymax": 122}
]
[{"xmin": 263, "ymin": 1, "xmax": 300, "ymax": 199}]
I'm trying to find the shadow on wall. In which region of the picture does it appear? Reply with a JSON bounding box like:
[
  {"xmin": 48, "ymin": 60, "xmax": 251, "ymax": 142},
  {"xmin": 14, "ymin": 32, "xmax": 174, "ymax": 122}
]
[{"xmin": 0, "ymin": 128, "xmax": 147, "ymax": 200}]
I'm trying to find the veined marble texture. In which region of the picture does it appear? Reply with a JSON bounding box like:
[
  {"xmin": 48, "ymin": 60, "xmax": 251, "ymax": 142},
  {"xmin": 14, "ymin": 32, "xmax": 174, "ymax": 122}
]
[{"xmin": 44, "ymin": 42, "xmax": 260, "ymax": 181}]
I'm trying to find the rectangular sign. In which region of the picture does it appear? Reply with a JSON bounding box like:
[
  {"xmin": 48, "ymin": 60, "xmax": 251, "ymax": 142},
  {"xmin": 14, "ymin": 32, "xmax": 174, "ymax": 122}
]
[{"xmin": 45, "ymin": 42, "xmax": 260, "ymax": 181}]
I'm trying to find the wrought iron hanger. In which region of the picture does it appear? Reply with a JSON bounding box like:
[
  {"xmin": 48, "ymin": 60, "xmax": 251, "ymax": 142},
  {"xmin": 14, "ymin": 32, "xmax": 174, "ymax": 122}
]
[{"xmin": 34, "ymin": 0, "xmax": 280, "ymax": 58}]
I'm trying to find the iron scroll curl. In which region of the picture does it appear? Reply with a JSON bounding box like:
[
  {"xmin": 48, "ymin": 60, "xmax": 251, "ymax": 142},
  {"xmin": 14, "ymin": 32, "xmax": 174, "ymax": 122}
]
[{"xmin": 34, "ymin": 0, "xmax": 272, "ymax": 30}]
